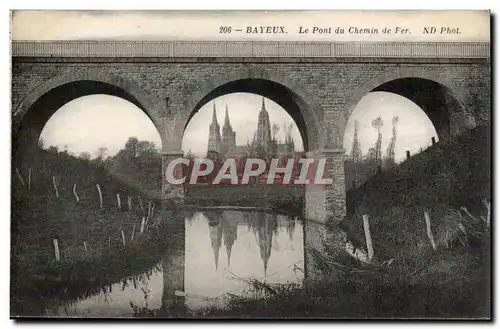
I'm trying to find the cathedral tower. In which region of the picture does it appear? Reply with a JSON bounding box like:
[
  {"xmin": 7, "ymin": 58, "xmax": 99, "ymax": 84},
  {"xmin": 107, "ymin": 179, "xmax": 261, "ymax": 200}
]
[
  {"xmin": 221, "ymin": 104, "xmax": 236, "ymax": 157},
  {"xmin": 253, "ymin": 97, "xmax": 273, "ymax": 157},
  {"xmin": 207, "ymin": 103, "xmax": 222, "ymax": 155}
]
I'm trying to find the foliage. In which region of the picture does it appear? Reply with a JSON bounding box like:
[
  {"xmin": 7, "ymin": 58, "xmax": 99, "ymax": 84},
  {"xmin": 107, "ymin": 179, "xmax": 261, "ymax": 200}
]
[
  {"xmin": 131, "ymin": 214, "xmax": 490, "ymax": 319},
  {"xmin": 342, "ymin": 124, "xmax": 490, "ymax": 260},
  {"xmin": 11, "ymin": 143, "xmax": 174, "ymax": 315}
]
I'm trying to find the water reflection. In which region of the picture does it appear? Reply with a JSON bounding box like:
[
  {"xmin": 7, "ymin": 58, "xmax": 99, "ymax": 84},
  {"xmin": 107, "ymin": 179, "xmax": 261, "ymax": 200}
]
[
  {"xmin": 46, "ymin": 210, "xmax": 306, "ymax": 316},
  {"xmin": 45, "ymin": 266, "xmax": 164, "ymax": 317},
  {"xmin": 184, "ymin": 211, "xmax": 303, "ymax": 309}
]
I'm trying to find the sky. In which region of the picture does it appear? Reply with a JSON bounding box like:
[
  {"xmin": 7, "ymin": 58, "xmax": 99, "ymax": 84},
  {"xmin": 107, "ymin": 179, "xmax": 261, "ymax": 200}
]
[
  {"xmin": 40, "ymin": 95, "xmax": 162, "ymax": 157},
  {"xmin": 39, "ymin": 91, "xmax": 437, "ymax": 163}
]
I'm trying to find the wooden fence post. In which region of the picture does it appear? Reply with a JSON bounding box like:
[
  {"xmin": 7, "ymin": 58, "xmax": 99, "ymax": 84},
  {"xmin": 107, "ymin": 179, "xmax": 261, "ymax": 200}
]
[
  {"xmin": 424, "ymin": 212, "xmax": 437, "ymax": 250},
  {"xmin": 96, "ymin": 184, "xmax": 103, "ymax": 208},
  {"xmin": 121, "ymin": 230, "xmax": 126, "ymax": 246},
  {"xmin": 15, "ymin": 168, "xmax": 25, "ymax": 187},
  {"xmin": 84, "ymin": 241, "xmax": 88, "ymax": 253},
  {"xmin": 131, "ymin": 224, "xmax": 136, "ymax": 241},
  {"xmin": 483, "ymin": 199, "xmax": 491, "ymax": 228},
  {"xmin": 53, "ymin": 239, "xmax": 60, "ymax": 262},
  {"xmin": 139, "ymin": 197, "xmax": 145, "ymax": 214},
  {"xmin": 140, "ymin": 217, "xmax": 146, "ymax": 234},
  {"xmin": 28, "ymin": 168, "xmax": 31, "ymax": 190},
  {"xmin": 128, "ymin": 196, "xmax": 132, "ymax": 211},
  {"xmin": 362, "ymin": 214, "xmax": 374, "ymax": 261},
  {"xmin": 52, "ymin": 176, "xmax": 59, "ymax": 198},
  {"xmin": 73, "ymin": 184, "xmax": 80, "ymax": 202},
  {"xmin": 117, "ymin": 193, "xmax": 122, "ymax": 209}
]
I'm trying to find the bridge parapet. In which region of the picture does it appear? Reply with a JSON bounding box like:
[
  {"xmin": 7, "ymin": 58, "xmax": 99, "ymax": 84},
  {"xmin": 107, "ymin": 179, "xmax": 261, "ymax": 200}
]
[{"xmin": 12, "ymin": 41, "xmax": 490, "ymax": 59}]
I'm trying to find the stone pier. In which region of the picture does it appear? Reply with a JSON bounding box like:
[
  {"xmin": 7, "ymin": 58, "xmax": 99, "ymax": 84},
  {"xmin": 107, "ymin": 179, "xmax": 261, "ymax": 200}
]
[
  {"xmin": 161, "ymin": 150, "xmax": 185, "ymax": 205},
  {"xmin": 303, "ymin": 220, "xmax": 346, "ymax": 288},
  {"xmin": 305, "ymin": 148, "xmax": 346, "ymax": 224},
  {"xmin": 161, "ymin": 219, "xmax": 186, "ymax": 309}
]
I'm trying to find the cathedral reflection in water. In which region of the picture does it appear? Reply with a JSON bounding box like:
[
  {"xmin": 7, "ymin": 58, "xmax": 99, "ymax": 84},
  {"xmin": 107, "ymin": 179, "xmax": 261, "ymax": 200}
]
[
  {"xmin": 163, "ymin": 210, "xmax": 306, "ymax": 310},
  {"xmin": 205, "ymin": 210, "xmax": 297, "ymax": 275},
  {"xmin": 47, "ymin": 209, "xmax": 337, "ymax": 316}
]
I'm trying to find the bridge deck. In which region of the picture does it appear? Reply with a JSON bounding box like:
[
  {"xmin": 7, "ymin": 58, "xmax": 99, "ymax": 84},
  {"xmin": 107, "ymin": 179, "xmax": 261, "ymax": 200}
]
[{"xmin": 12, "ymin": 41, "xmax": 490, "ymax": 59}]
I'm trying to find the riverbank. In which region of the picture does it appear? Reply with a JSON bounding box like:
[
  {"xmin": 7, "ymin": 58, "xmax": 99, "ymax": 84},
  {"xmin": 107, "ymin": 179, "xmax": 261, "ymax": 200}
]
[
  {"xmin": 341, "ymin": 125, "xmax": 490, "ymax": 260},
  {"xmin": 134, "ymin": 224, "xmax": 489, "ymax": 319},
  {"xmin": 185, "ymin": 185, "xmax": 304, "ymax": 213},
  {"xmin": 194, "ymin": 251, "xmax": 489, "ymax": 319},
  {"xmin": 133, "ymin": 126, "xmax": 491, "ymax": 319},
  {"xmin": 10, "ymin": 148, "xmax": 182, "ymax": 316}
]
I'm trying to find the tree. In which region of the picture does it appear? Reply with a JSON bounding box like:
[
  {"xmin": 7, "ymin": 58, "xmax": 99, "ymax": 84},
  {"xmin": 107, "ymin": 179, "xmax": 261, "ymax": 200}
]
[
  {"xmin": 79, "ymin": 152, "xmax": 91, "ymax": 161},
  {"xmin": 47, "ymin": 146, "xmax": 59, "ymax": 154},
  {"xmin": 371, "ymin": 117, "xmax": 384, "ymax": 165},
  {"xmin": 124, "ymin": 137, "xmax": 140, "ymax": 158},
  {"xmin": 37, "ymin": 138, "xmax": 44, "ymax": 150},
  {"xmin": 350, "ymin": 120, "xmax": 362, "ymax": 163},
  {"xmin": 95, "ymin": 147, "xmax": 108, "ymax": 161},
  {"xmin": 384, "ymin": 116, "xmax": 399, "ymax": 169},
  {"xmin": 108, "ymin": 137, "xmax": 162, "ymax": 191},
  {"xmin": 185, "ymin": 150, "xmax": 195, "ymax": 161},
  {"xmin": 137, "ymin": 140, "xmax": 158, "ymax": 158}
]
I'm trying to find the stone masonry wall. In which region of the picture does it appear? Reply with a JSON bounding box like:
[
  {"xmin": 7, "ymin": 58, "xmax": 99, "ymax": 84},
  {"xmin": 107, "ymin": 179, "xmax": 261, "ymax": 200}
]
[
  {"xmin": 12, "ymin": 60, "xmax": 490, "ymax": 150},
  {"xmin": 12, "ymin": 58, "xmax": 491, "ymax": 222}
]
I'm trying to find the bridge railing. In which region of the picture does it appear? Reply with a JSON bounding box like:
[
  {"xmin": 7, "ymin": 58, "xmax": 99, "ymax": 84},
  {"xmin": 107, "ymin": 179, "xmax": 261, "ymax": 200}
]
[{"xmin": 11, "ymin": 40, "xmax": 490, "ymax": 59}]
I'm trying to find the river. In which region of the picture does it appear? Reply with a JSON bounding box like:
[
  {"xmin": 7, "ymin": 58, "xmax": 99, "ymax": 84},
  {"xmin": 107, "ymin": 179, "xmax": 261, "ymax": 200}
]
[{"xmin": 39, "ymin": 209, "xmax": 339, "ymax": 317}]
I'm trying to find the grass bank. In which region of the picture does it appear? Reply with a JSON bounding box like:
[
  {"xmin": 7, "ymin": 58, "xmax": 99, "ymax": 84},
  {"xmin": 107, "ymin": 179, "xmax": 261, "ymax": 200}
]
[
  {"xmin": 341, "ymin": 124, "xmax": 490, "ymax": 260},
  {"xmin": 11, "ymin": 148, "xmax": 180, "ymax": 316},
  {"xmin": 134, "ymin": 220, "xmax": 489, "ymax": 319}
]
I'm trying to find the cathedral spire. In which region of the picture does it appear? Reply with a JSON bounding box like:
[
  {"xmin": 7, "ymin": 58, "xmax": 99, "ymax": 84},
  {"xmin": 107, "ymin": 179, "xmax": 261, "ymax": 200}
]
[
  {"xmin": 226, "ymin": 242, "xmax": 232, "ymax": 268},
  {"xmin": 207, "ymin": 103, "xmax": 222, "ymax": 154},
  {"xmin": 209, "ymin": 224, "xmax": 222, "ymax": 270},
  {"xmin": 207, "ymin": 212, "xmax": 223, "ymax": 271},
  {"xmin": 254, "ymin": 97, "xmax": 272, "ymax": 157},
  {"xmin": 264, "ymin": 258, "xmax": 268, "ymax": 277},
  {"xmin": 220, "ymin": 103, "xmax": 236, "ymax": 157},
  {"xmin": 224, "ymin": 104, "xmax": 231, "ymax": 128},
  {"xmin": 212, "ymin": 103, "xmax": 218, "ymax": 125}
]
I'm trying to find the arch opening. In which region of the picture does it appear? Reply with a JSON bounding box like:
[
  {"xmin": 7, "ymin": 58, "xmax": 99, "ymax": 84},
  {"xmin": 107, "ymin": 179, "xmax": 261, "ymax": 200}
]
[
  {"xmin": 345, "ymin": 77, "xmax": 475, "ymax": 145},
  {"xmin": 343, "ymin": 76, "xmax": 475, "ymax": 190},
  {"xmin": 344, "ymin": 92, "xmax": 438, "ymax": 162},
  {"xmin": 14, "ymin": 90, "xmax": 164, "ymax": 192},
  {"xmin": 13, "ymin": 80, "xmax": 164, "ymax": 157},
  {"xmin": 183, "ymin": 78, "xmax": 319, "ymax": 152},
  {"xmin": 39, "ymin": 95, "xmax": 163, "ymax": 157}
]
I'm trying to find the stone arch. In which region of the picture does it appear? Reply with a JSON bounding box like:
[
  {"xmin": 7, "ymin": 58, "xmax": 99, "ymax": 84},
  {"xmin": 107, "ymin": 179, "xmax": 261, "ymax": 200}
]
[
  {"xmin": 12, "ymin": 70, "xmax": 167, "ymax": 152},
  {"xmin": 343, "ymin": 67, "xmax": 476, "ymax": 143},
  {"xmin": 171, "ymin": 68, "xmax": 325, "ymax": 152}
]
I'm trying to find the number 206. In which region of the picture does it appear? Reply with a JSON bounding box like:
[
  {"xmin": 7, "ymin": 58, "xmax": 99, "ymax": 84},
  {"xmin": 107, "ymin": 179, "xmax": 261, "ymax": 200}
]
[{"xmin": 219, "ymin": 26, "xmax": 232, "ymax": 33}]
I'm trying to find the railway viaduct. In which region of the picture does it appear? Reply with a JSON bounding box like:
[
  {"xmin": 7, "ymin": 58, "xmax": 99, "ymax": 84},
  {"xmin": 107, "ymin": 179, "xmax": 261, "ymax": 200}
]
[{"xmin": 11, "ymin": 40, "xmax": 490, "ymax": 222}]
